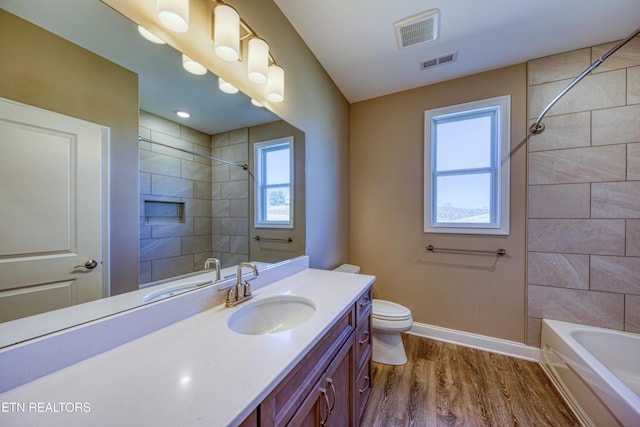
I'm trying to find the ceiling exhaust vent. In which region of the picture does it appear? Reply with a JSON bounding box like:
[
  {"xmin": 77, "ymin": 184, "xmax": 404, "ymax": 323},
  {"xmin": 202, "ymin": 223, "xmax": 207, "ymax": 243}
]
[
  {"xmin": 394, "ymin": 8, "xmax": 440, "ymax": 50},
  {"xmin": 420, "ymin": 51, "xmax": 458, "ymax": 71}
]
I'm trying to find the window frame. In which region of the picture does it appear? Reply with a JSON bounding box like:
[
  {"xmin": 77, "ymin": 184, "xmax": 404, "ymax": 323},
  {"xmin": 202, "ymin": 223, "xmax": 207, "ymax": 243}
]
[
  {"xmin": 423, "ymin": 95, "xmax": 510, "ymax": 235},
  {"xmin": 254, "ymin": 136, "xmax": 294, "ymax": 229}
]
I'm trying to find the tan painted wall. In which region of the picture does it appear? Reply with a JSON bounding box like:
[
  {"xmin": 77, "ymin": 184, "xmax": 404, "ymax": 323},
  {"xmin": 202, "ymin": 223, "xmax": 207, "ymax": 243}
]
[
  {"xmin": 0, "ymin": 10, "xmax": 139, "ymax": 295},
  {"xmin": 104, "ymin": 0, "xmax": 350, "ymax": 269},
  {"xmin": 350, "ymin": 65, "xmax": 528, "ymax": 342}
]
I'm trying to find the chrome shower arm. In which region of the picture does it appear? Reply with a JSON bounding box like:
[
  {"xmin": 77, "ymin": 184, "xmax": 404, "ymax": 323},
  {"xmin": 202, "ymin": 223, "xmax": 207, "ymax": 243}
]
[{"xmin": 529, "ymin": 25, "xmax": 640, "ymax": 135}]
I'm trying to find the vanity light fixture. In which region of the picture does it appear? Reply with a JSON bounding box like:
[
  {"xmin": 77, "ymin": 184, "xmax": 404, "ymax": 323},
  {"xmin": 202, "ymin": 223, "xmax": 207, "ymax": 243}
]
[
  {"xmin": 267, "ymin": 64, "xmax": 284, "ymax": 103},
  {"xmin": 176, "ymin": 111, "xmax": 191, "ymax": 118},
  {"xmin": 157, "ymin": 0, "xmax": 189, "ymax": 33},
  {"xmin": 211, "ymin": 0, "xmax": 285, "ymax": 102},
  {"xmin": 218, "ymin": 77, "xmax": 239, "ymax": 94},
  {"xmin": 251, "ymin": 99, "xmax": 263, "ymax": 107},
  {"xmin": 182, "ymin": 54, "xmax": 207, "ymax": 75},
  {"xmin": 137, "ymin": 26, "xmax": 166, "ymax": 44},
  {"xmin": 213, "ymin": 3, "xmax": 240, "ymax": 62},
  {"xmin": 247, "ymin": 37, "xmax": 269, "ymax": 84}
]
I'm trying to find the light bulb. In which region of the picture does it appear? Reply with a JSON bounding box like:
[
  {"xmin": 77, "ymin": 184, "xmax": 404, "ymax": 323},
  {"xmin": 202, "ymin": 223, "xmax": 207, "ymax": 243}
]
[
  {"xmin": 137, "ymin": 26, "xmax": 166, "ymax": 44},
  {"xmin": 182, "ymin": 54, "xmax": 207, "ymax": 75},
  {"xmin": 218, "ymin": 77, "xmax": 239, "ymax": 94},
  {"xmin": 214, "ymin": 4, "xmax": 240, "ymax": 62},
  {"xmin": 157, "ymin": 0, "xmax": 189, "ymax": 33},
  {"xmin": 247, "ymin": 38, "xmax": 269, "ymax": 84},
  {"xmin": 267, "ymin": 64, "xmax": 284, "ymax": 103}
]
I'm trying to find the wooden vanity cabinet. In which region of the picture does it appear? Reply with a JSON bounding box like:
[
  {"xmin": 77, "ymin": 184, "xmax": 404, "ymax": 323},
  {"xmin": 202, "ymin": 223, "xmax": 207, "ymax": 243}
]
[{"xmin": 258, "ymin": 285, "xmax": 372, "ymax": 427}]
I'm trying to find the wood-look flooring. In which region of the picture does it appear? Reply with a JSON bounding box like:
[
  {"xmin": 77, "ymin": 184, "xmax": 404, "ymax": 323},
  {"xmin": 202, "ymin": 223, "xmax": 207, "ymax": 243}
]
[{"xmin": 361, "ymin": 334, "xmax": 580, "ymax": 426}]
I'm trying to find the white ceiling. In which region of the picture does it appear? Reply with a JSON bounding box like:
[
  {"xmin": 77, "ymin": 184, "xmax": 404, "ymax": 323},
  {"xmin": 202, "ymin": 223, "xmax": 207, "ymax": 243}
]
[{"xmin": 274, "ymin": 0, "xmax": 640, "ymax": 103}]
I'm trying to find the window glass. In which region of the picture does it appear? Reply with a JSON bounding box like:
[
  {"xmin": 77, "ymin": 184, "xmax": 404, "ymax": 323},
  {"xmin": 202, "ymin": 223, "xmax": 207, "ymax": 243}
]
[
  {"xmin": 254, "ymin": 137, "xmax": 294, "ymax": 228},
  {"xmin": 424, "ymin": 96, "xmax": 510, "ymax": 235}
]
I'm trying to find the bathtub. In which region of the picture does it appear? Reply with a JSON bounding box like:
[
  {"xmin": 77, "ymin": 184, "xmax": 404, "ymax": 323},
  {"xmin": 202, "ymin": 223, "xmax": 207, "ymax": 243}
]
[{"xmin": 540, "ymin": 319, "xmax": 640, "ymax": 426}]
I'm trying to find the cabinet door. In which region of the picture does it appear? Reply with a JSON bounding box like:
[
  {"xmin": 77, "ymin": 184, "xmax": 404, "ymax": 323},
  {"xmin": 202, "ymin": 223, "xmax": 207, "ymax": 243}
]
[{"xmin": 288, "ymin": 336, "xmax": 354, "ymax": 426}]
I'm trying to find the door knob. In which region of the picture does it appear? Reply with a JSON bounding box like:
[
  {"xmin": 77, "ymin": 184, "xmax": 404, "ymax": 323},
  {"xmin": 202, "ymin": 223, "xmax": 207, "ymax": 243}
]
[{"xmin": 74, "ymin": 259, "xmax": 98, "ymax": 269}]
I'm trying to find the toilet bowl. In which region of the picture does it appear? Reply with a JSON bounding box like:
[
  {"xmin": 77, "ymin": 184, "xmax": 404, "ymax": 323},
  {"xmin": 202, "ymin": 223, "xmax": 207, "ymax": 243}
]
[
  {"xmin": 332, "ymin": 264, "xmax": 413, "ymax": 366},
  {"xmin": 371, "ymin": 299, "xmax": 413, "ymax": 365}
]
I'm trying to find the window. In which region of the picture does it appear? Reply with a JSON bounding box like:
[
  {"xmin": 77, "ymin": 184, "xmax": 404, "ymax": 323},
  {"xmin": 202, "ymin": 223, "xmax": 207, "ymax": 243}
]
[
  {"xmin": 254, "ymin": 137, "xmax": 294, "ymax": 228},
  {"xmin": 424, "ymin": 95, "xmax": 510, "ymax": 235}
]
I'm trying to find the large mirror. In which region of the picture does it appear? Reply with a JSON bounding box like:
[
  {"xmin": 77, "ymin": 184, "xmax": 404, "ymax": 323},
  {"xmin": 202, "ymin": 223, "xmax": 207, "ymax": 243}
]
[{"xmin": 0, "ymin": 0, "xmax": 305, "ymax": 347}]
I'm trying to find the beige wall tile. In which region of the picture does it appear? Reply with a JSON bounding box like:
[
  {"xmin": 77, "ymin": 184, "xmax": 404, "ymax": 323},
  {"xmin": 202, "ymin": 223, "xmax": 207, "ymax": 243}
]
[
  {"xmin": 151, "ymin": 174, "xmax": 193, "ymax": 198},
  {"xmin": 181, "ymin": 235, "xmax": 212, "ymax": 255},
  {"xmin": 625, "ymin": 295, "xmax": 640, "ymax": 333},
  {"xmin": 527, "ymin": 112, "xmax": 590, "ymax": 152},
  {"xmin": 139, "ymin": 150, "xmax": 181, "ymax": 177},
  {"xmin": 229, "ymin": 199, "xmax": 248, "ymax": 217},
  {"xmin": 528, "ymin": 145, "xmax": 626, "ymax": 184},
  {"xmin": 149, "ymin": 131, "xmax": 193, "ymax": 161},
  {"xmin": 221, "ymin": 217, "xmax": 248, "ymax": 235},
  {"xmin": 591, "ymin": 255, "xmax": 640, "ymax": 295},
  {"xmin": 212, "ymin": 235, "xmax": 229, "ymax": 252},
  {"xmin": 592, "ymin": 104, "xmax": 640, "ymax": 145},
  {"xmin": 528, "ymin": 219, "xmax": 625, "ymax": 255},
  {"xmin": 139, "ymin": 237, "xmax": 181, "ymax": 262},
  {"xmin": 627, "ymin": 143, "xmax": 640, "ymax": 180},
  {"xmin": 151, "ymin": 218, "xmax": 193, "ymax": 238},
  {"xmin": 182, "ymin": 159, "xmax": 212, "ymax": 182},
  {"xmin": 528, "ymin": 184, "xmax": 590, "ymax": 218},
  {"xmin": 592, "ymin": 38, "xmax": 640, "ymax": 73},
  {"xmin": 230, "ymin": 236, "xmax": 249, "ymax": 255},
  {"xmin": 528, "ymin": 285, "xmax": 624, "ymax": 329},
  {"xmin": 528, "ymin": 48, "xmax": 590, "ymax": 85},
  {"xmin": 221, "ymin": 180, "xmax": 248, "ymax": 199},
  {"xmin": 140, "ymin": 110, "xmax": 180, "ymax": 138},
  {"xmin": 529, "ymin": 70, "xmax": 626, "ymax": 119},
  {"xmin": 212, "ymin": 199, "xmax": 230, "ymax": 217},
  {"xmin": 221, "ymin": 142, "xmax": 248, "ymax": 163},
  {"xmin": 151, "ymin": 255, "xmax": 195, "ymax": 282},
  {"xmin": 212, "ymin": 132, "xmax": 229, "ymax": 148},
  {"xmin": 229, "ymin": 128, "xmax": 248, "ymax": 145},
  {"xmin": 592, "ymin": 181, "xmax": 640, "ymax": 218},
  {"xmin": 626, "ymin": 219, "xmax": 640, "ymax": 256},
  {"xmin": 180, "ymin": 125, "xmax": 209, "ymax": 146},
  {"xmin": 629, "ymin": 66, "xmax": 640, "ymax": 104},
  {"xmin": 527, "ymin": 252, "xmax": 589, "ymax": 289}
]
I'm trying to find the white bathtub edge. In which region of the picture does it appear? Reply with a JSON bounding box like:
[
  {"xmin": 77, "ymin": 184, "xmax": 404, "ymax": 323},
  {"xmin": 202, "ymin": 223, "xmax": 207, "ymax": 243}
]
[{"xmin": 408, "ymin": 321, "xmax": 540, "ymax": 362}]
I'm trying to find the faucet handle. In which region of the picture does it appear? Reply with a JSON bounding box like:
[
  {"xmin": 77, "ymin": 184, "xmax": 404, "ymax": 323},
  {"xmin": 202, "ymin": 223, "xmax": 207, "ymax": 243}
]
[
  {"xmin": 225, "ymin": 287, "xmax": 236, "ymax": 305},
  {"xmin": 243, "ymin": 281, "xmax": 252, "ymax": 298}
]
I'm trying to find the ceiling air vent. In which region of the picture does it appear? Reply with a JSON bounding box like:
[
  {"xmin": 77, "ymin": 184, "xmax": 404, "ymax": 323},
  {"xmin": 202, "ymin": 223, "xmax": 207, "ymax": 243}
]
[
  {"xmin": 394, "ymin": 8, "xmax": 440, "ymax": 50},
  {"xmin": 420, "ymin": 51, "xmax": 458, "ymax": 71}
]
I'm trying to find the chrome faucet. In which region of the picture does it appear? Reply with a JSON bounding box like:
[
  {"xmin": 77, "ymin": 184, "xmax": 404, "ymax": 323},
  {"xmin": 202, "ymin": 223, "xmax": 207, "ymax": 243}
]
[
  {"xmin": 225, "ymin": 262, "xmax": 259, "ymax": 307},
  {"xmin": 204, "ymin": 258, "xmax": 221, "ymax": 281}
]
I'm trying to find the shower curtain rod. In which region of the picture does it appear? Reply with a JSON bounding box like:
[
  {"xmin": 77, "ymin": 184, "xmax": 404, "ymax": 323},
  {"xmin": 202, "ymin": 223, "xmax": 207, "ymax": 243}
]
[
  {"xmin": 138, "ymin": 136, "xmax": 249, "ymax": 171},
  {"xmin": 529, "ymin": 25, "xmax": 640, "ymax": 135}
]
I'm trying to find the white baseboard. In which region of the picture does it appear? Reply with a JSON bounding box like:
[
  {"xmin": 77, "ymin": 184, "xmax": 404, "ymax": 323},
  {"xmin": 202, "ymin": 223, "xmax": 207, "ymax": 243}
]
[{"xmin": 408, "ymin": 322, "xmax": 540, "ymax": 362}]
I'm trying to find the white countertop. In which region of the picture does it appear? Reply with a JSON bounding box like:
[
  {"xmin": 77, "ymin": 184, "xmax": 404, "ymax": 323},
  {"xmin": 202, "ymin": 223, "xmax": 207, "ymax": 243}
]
[{"xmin": 0, "ymin": 268, "xmax": 374, "ymax": 426}]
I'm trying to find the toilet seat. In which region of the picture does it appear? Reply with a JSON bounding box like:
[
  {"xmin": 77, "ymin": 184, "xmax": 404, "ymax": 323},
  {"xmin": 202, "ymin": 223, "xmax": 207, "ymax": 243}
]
[{"xmin": 372, "ymin": 299, "xmax": 412, "ymax": 321}]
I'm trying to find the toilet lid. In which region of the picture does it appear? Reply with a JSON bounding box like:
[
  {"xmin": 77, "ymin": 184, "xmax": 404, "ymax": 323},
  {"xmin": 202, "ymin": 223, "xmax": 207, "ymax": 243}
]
[{"xmin": 372, "ymin": 299, "xmax": 411, "ymax": 321}]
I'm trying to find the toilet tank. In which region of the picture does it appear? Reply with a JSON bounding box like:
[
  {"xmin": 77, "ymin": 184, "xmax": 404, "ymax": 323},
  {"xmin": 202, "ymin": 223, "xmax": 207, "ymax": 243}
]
[{"xmin": 332, "ymin": 264, "xmax": 360, "ymax": 274}]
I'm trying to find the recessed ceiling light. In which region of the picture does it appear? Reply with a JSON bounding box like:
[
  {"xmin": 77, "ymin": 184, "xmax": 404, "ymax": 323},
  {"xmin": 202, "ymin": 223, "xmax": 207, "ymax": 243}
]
[{"xmin": 176, "ymin": 111, "xmax": 190, "ymax": 118}]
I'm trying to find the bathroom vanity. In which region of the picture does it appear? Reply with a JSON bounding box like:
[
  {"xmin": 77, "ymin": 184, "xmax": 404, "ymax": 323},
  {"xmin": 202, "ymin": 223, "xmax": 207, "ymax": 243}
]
[{"xmin": 0, "ymin": 259, "xmax": 374, "ymax": 426}]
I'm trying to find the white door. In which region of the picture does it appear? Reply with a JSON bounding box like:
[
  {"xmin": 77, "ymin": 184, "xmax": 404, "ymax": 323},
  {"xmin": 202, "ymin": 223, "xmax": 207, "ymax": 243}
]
[{"xmin": 0, "ymin": 98, "xmax": 108, "ymax": 323}]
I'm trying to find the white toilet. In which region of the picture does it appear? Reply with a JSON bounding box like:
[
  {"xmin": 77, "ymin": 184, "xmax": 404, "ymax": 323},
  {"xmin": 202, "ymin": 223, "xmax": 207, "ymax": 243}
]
[{"xmin": 333, "ymin": 264, "xmax": 413, "ymax": 365}]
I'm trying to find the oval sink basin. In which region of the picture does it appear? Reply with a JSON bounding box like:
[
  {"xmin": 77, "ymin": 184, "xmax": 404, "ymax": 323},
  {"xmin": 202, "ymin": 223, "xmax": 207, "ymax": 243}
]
[{"xmin": 228, "ymin": 295, "xmax": 316, "ymax": 335}]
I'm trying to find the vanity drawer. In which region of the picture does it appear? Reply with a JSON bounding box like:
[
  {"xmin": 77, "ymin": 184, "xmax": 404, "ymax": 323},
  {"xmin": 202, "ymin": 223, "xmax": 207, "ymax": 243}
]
[
  {"xmin": 260, "ymin": 307, "xmax": 355, "ymax": 426},
  {"xmin": 355, "ymin": 348, "xmax": 372, "ymax": 424},
  {"xmin": 355, "ymin": 311, "xmax": 371, "ymax": 369},
  {"xmin": 355, "ymin": 287, "xmax": 372, "ymax": 323}
]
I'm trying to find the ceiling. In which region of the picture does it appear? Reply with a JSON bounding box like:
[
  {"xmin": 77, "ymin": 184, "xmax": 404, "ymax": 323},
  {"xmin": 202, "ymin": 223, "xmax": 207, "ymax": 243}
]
[{"xmin": 274, "ymin": 0, "xmax": 640, "ymax": 103}]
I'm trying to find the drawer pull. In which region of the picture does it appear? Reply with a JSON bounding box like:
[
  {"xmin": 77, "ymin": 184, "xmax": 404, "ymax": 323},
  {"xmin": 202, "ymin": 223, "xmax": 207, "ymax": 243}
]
[
  {"xmin": 358, "ymin": 330, "xmax": 370, "ymax": 345},
  {"xmin": 358, "ymin": 375, "xmax": 371, "ymax": 394},
  {"xmin": 359, "ymin": 376, "xmax": 370, "ymax": 394},
  {"xmin": 327, "ymin": 378, "xmax": 336, "ymax": 414},
  {"xmin": 320, "ymin": 387, "xmax": 330, "ymax": 425},
  {"xmin": 359, "ymin": 296, "xmax": 370, "ymax": 308}
]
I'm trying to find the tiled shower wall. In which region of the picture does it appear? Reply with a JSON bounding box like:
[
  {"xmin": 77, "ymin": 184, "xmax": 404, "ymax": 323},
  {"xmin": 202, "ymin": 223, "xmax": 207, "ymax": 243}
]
[
  {"xmin": 527, "ymin": 37, "xmax": 640, "ymax": 345},
  {"xmin": 211, "ymin": 129, "xmax": 250, "ymax": 268},
  {"xmin": 139, "ymin": 111, "xmax": 213, "ymax": 284}
]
